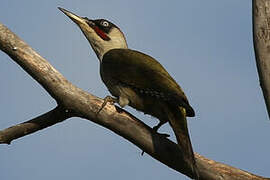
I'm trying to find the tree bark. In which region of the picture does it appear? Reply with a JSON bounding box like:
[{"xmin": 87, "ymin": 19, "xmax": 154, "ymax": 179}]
[
  {"xmin": 253, "ymin": 0, "xmax": 270, "ymax": 119},
  {"xmin": 0, "ymin": 106, "xmax": 72, "ymax": 144},
  {"xmin": 0, "ymin": 8, "xmax": 269, "ymax": 180}
]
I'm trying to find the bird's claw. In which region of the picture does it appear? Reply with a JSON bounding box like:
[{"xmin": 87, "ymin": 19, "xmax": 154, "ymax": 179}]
[
  {"xmin": 141, "ymin": 128, "xmax": 170, "ymax": 156},
  {"xmin": 96, "ymin": 96, "xmax": 117, "ymax": 115}
]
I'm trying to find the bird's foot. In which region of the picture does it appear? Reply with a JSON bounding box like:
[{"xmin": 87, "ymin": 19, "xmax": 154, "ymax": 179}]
[
  {"xmin": 96, "ymin": 96, "xmax": 118, "ymax": 115},
  {"xmin": 153, "ymin": 122, "xmax": 170, "ymax": 138},
  {"xmin": 141, "ymin": 125, "xmax": 170, "ymax": 156},
  {"xmin": 157, "ymin": 132, "xmax": 170, "ymax": 138}
]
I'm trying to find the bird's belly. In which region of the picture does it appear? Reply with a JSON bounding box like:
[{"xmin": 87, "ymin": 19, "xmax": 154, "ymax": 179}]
[
  {"xmin": 115, "ymin": 85, "xmax": 169, "ymax": 122},
  {"xmin": 114, "ymin": 84, "xmax": 145, "ymax": 110},
  {"xmin": 101, "ymin": 74, "xmax": 168, "ymax": 121}
]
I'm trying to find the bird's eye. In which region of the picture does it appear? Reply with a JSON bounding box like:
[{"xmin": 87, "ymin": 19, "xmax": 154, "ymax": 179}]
[{"xmin": 101, "ymin": 21, "xmax": 109, "ymax": 27}]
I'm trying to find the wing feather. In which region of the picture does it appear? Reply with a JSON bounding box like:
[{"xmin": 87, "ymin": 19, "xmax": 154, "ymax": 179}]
[{"xmin": 101, "ymin": 48, "xmax": 195, "ymax": 116}]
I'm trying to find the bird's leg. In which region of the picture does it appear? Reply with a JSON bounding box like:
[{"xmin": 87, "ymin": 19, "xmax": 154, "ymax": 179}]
[
  {"xmin": 152, "ymin": 122, "xmax": 164, "ymax": 132},
  {"xmin": 141, "ymin": 121, "xmax": 170, "ymax": 156},
  {"xmin": 96, "ymin": 96, "xmax": 118, "ymax": 115},
  {"xmin": 153, "ymin": 121, "xmax": 170, "ymax": 138}
]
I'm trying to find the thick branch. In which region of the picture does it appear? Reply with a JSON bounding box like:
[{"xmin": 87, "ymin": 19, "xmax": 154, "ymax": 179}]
[
  {"xmin": 0, "ymin": 106, "xmax": 72, "ymax": 144},
  {"xmin": 253, "ymin": 0, "xmax": 270, "ymax": 119},
  {"xmin": 0, "ymin": 22, "xmax": 269, "ymax": 180}
]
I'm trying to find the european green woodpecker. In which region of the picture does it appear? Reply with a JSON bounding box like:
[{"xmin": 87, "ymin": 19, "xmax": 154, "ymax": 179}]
[{"xmin": 59, "ymin": 7, "xmax": 198, "ymax": 179}]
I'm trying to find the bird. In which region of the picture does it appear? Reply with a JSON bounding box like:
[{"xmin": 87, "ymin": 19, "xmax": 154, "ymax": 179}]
[{"xmin": 59, "ymin": 7, "xmax": 199, "ymax": 179}]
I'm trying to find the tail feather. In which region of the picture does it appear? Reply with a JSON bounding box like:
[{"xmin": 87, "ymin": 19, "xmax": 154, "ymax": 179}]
[{"xmin": 166, "ymin": 106, "xmax": 199, "ymax": 180}]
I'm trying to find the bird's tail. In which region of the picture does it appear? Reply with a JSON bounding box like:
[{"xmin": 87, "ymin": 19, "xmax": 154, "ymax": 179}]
[{"xmin": 166, "ymin": 106, "xmax": 199, "ymax": 180}]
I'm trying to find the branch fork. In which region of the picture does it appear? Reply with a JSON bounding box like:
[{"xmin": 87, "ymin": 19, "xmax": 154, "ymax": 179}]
[{"xmin": 1, "ymin": 1, "xmax": 270, "ymax": 179}]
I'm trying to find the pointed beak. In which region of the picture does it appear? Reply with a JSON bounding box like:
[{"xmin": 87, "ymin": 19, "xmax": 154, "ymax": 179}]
[
  {"xmin": 58, "ymin": 7, "xmax": 103, "ymax": 60},
  {"xmin": 58, "ymin": 7, "xmax": 88, "ymax": 26}
]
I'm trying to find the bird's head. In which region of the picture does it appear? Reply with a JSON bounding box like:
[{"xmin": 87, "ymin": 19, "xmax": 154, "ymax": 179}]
[{"xmin": 59, "ymin": 7, "xmax": 128, "ymax": 61}]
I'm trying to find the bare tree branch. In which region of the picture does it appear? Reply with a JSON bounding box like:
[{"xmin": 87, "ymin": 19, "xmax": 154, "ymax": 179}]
[
  {"xmin": 253, "ymin": 0, "xmax": 270, "ymax": 119},
  {"xmin": 0, "ymin": 17, "xmax": 269, "ymax": 180},
  {"xmin": 0, "ymin": 106, "xmax": 72, "ymax": 144}
]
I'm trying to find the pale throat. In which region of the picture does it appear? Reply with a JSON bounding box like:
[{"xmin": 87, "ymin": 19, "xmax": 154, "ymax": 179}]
[
  {"xmin": 96, "ymin": 38, "xmax": 128, "ymax": 61},
  {"xmin": 85, "ymin": 28, "xmax": 128, "ymax": 61}
]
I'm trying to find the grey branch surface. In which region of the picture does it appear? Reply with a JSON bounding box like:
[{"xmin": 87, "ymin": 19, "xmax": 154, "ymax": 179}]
[
  {"xmin": 253, "ymin": 0, "xmax": 270, "ymax": 119},
  {"xmin": 0, "ymin": 11, "xmax": 269, "ymax": 180},
  {"xmin": 0, "ymin": 106, "xmax": 72, "ymax": 144}
]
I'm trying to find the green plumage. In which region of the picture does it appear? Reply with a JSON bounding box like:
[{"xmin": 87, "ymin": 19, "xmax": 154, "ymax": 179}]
[
  {"xmin": 59, "ymin": 7, "xmax": 198, "ymax": 178},
  {"xmin": 101, "ymin": 48, "xmax": 195, "ymax": 117},
  {"xmin": 101, "ymin": 48, "xmax": 198, "ymax": 179}
]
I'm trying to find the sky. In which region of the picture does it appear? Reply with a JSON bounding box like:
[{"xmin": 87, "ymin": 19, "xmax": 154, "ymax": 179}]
[{"xmin": 0, "ymin": 1, "xmax": 269, "ymax": 180}]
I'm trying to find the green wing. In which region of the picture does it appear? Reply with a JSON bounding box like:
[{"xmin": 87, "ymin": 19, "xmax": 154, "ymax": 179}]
[{"xmin": 101, "ymin": 48, "xmax": 194, "ymax": 116}]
